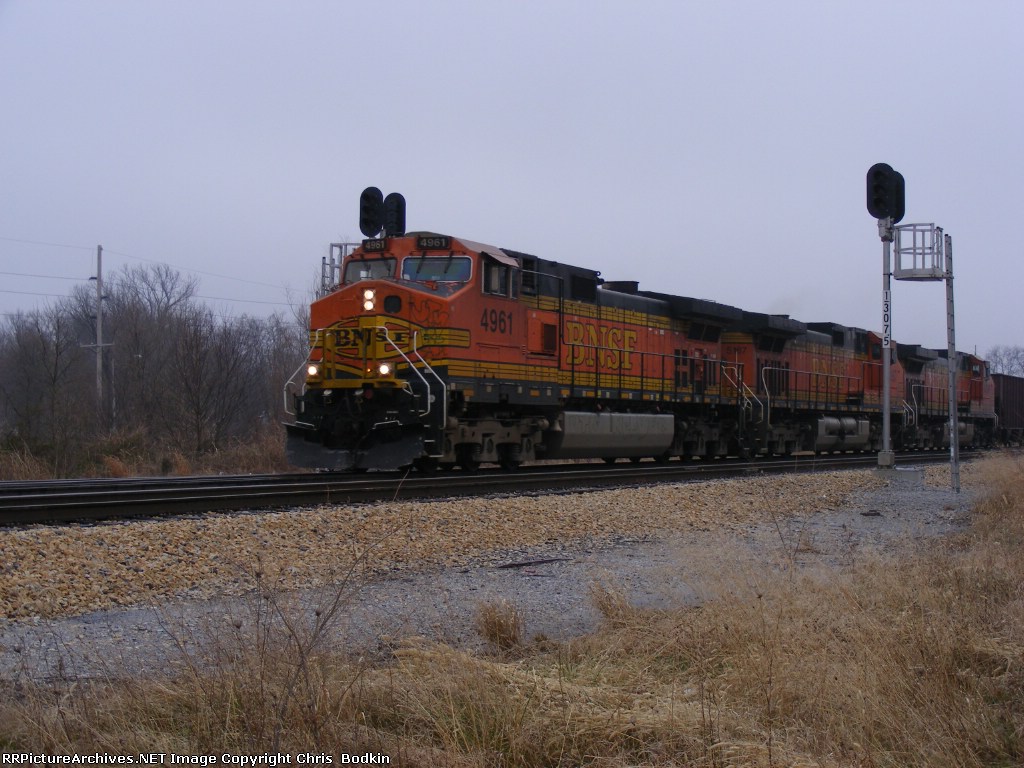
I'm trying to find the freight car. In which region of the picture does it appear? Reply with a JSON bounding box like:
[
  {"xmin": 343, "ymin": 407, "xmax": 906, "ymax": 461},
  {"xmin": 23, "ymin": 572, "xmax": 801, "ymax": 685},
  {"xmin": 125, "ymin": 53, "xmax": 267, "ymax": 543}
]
[
  {"xmin": 993, "ymin": 373, "xmax": 1024, "ymax": 445},
  {"xmin": 284, "ymin": 198, "xmax": 997, "ymax": 472}
]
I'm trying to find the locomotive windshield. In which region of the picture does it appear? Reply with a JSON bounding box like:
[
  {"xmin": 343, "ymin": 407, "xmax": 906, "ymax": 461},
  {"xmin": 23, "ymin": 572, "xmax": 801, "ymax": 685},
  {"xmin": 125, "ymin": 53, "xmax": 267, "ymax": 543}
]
[
  {"xmin": 343, "ymin": 257, "xmax": 396, "ymax": 283},
  {"xmin": 401, "ymin": 256, "xmax": 472, "ymax": 283}
]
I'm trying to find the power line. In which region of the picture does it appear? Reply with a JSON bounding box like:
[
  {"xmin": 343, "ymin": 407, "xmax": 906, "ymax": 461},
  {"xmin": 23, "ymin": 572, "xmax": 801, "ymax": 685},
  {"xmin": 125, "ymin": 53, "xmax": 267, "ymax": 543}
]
[
  {"xmin": 0, "ymin": 288, "xmax": 67, "ymax": 297},
  {"xmin": 1, "ymin": 236, "xmax": 290, "ymax": 291},
  {"xmin": 1, "ymin": 236, "xmax": 313, "ymax": 323},
  {"xmin": 1, "ymin": 263, "xmax": 295, "ymax": 301},
  {"xmin": 0, "ymin": 235, "xmax": 94, "ymax": 251},
  {"xmin": 0, "ymin": 286, "xmax": 296, "ymax": 306},
  {"xmin": 195, "ymin": 293, "xmax": 297, "ymax": 307},
  {"xmin": 103, "ymin": 247, "xmax": 288, "ymax": 290},
  {"xmin": 0, "ymin": 270, "xmax": 85, "ymax": 282}
]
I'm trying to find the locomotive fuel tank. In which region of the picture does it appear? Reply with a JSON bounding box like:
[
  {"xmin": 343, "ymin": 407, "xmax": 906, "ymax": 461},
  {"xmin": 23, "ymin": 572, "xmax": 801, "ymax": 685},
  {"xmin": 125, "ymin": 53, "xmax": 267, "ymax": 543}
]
[
  {"xmin": 541, "ymin": 411, "xmax": 675, "ymax": 460},
  {"xmin": 810, "ymin": 416, "xmax": 871, "ymax": 452}
]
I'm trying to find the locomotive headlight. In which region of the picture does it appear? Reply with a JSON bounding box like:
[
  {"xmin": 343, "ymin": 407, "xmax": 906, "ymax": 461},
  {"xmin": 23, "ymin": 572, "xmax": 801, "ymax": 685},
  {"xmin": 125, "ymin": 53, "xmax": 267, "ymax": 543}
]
[
  {"xmin": 362, "ymin": 288, "xmax": 376, "ymax": 311},
  {"xmin": 307, "ymin": 364, "xmax": 320, "ymax": 377},
  {"xmin": 378, "ymin": 363, "xmax": 391, "ymax": 376}
]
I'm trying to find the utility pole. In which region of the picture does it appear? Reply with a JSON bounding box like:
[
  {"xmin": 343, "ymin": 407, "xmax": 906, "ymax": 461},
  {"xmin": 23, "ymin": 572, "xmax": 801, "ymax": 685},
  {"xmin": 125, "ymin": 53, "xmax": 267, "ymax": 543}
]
[
  {"xmin": 83, "ymin": 244, "xmax": 113, "ymax": 431},
  {"xmin": 95, "ymin": 244, "xmax": 104, "ymax": 424}
]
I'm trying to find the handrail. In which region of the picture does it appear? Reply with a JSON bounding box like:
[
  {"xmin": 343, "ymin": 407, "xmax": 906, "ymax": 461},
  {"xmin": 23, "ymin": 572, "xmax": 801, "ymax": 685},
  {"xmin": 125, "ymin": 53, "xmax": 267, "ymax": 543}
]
[
  {"xmin": 901, "ymin": 399, "xmax": 916, "ymax": 426},
  {"xmin": 412, "ymin": 330, "xmax": 448, "ymax": 432},
  {"xmin": 411, "ymin": 330, "xmax": 444, "ymax": 388},
  {"xmin": 720, "ymin": 363, "xmax": 763, "ymax": 424},
  {"xmin": 373, "ymin": 326, "xmax": 434, "ymax": 419},
  {"xmin": 763, "ymin": 367, "xmax": 863, "ymax": 405},
  {"xmin": 283, "ymin": 328, "xmax": 322, "ymax": 416}
]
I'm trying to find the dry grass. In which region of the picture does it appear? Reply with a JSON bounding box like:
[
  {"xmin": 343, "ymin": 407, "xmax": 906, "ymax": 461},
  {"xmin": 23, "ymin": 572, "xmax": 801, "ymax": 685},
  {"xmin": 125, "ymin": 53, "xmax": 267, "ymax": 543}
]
[
  {"xmin": 2, "ymin": 454, "xmax": 1022, "ymax": 765},
  {"xmin": 188, "ymin": 428, "xmax": 292, "ymax": 475},
  {"xmin": 475, "ymin": 599, "xmax": 526, "ymax": 653},
  {"xmin": 0, "ymin": 425, "xmax": 293, "ymax": 480},
  {"xmin": 0, "ymin": 446, "xmax": 50, "ymax": 480},
  {"xmin": 1, "ymin": 560, "xmax": 373, "ymax": 755}
]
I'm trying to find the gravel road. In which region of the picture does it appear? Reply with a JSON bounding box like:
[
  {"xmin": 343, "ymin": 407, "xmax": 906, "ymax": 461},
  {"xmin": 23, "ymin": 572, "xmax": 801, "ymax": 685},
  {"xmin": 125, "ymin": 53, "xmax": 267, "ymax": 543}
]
[{"xmin": 0, "ymin": 464, "xmax": 975, "ymax": 682}]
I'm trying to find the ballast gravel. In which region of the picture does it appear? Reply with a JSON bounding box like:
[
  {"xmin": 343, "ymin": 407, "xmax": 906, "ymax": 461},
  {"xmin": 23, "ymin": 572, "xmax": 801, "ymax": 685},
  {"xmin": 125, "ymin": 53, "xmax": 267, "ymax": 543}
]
[{"xmin": 0, "ymin": 464, "xmax": 976, "ymax": 680}]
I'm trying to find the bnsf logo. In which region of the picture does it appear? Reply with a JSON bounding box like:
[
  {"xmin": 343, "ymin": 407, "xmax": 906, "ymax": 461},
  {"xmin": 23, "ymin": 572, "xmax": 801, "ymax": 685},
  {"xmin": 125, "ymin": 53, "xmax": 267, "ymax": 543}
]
[
  {"xmin": 314, "ymin": 325, "xmax": 417, "ymax": 361},
  {"xmin": 311, "ymin": 322, "xmax": 471, "ymax": 359},
  {"xmin": 324, "ymin": 327, "xmax": 411, "ymax": 349},
  {"xmin": 563, "ymin": 319, "xmax": 638, "ymax": 371}
]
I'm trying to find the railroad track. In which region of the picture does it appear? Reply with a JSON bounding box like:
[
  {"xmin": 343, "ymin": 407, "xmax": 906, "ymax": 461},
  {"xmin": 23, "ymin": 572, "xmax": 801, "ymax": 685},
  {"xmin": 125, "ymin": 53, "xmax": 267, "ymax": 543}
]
[{"xmin": 0, "ymin": 451, "xmax": 971, "ymax": 526}]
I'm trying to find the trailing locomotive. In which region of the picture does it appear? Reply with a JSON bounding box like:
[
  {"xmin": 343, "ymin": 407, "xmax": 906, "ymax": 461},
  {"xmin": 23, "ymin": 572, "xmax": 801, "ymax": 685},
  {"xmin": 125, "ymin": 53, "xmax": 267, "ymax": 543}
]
[{"xmin": 284, "ymin": 199, "xmax": 998, "ymax": 472}]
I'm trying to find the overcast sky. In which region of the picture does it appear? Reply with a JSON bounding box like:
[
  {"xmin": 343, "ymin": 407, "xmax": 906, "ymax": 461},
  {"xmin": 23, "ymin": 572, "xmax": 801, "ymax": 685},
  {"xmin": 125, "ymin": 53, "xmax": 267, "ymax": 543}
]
[{"xmin": 1, "ymin": 0, "xmax": 1021, "ymax": 355}]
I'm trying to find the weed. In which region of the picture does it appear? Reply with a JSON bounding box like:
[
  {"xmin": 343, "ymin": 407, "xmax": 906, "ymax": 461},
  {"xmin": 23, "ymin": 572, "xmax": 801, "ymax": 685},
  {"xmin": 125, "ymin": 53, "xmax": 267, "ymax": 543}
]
[{"xmin": 475, "ymin": 599, "xmax": 525, "ymax": 653}]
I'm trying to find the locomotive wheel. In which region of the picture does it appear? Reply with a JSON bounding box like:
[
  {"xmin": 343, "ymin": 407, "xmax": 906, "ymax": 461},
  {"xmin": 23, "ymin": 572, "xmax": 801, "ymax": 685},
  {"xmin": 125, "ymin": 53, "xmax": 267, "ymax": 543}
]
[
  {"xmin": 457, "ymin": 445, "xmax": 481, "ymax": 473},
  {"xmin": 497, "ymin": 444, "xmax": 522, "ymax": 472},
  {"xmin": 414, "ymin": 457, "xmax": 439, "ymax": 475}
]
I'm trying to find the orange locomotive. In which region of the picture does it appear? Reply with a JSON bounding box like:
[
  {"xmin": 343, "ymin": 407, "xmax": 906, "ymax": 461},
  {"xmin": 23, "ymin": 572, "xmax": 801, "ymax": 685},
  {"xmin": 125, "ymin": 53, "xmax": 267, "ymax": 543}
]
[{"xmin": 284, "ymin": 193, "xmax": 996, "ymax": 471}]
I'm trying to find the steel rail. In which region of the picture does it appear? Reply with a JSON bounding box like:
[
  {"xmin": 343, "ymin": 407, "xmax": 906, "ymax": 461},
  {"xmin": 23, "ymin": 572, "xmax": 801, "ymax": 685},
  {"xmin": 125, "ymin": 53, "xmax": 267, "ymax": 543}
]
[{"xmin": 0, "ymin": 451, "xmax": 973, "ymax": 526}]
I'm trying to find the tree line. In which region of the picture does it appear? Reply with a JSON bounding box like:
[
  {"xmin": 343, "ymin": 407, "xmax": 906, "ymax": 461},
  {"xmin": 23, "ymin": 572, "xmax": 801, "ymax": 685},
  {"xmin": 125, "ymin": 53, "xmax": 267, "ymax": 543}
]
[
  {"xmin": 0, "ymin": 264, "xmax": 308, "ymax": 477},
  {"xmin": 2, "ymin": 264, "xmax": 1022, "ymax": 479}
]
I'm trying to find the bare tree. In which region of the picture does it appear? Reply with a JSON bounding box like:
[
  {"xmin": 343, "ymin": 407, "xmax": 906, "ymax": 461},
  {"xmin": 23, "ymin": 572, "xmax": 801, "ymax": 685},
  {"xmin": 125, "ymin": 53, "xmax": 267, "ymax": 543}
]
[
  {"xmin": 0, "ymin": 305, "xmax": 93, "ymax": 473},
  {"xmin": 1, "ymin": 261, "xmax": 309, "ymax": 474},
  {"xmin": 986, "ymin": 345, "xmax": 1024, "ymax": 376},
  {"xmin": 169, "ymin": 306, "xmax": 274, "ymax": 454},
  {"xmin": 102, "ymin": 265, "xmax": 200, "ymax": 437},
  {"xmin": 260, "ymin": 311, "xmax": 309, "ymax": 424}
]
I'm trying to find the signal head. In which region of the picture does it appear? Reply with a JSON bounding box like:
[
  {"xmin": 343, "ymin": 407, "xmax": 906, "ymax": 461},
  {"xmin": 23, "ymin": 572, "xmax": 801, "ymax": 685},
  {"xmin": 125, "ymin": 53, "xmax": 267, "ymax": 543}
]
[
  {"xmin": 383, "ymin": 192, "xmax": 406, "ymax": 237},
  {"xmin": 866, "ymin": 163, "xmax": 906, "ymax": 223},
  {"xmin": 888, "ymin": 170, "xmax": 905, "ymax": 224},
  {"xmin": 359, "ymin": 187, "xmax": 384, "ymax": 237}
]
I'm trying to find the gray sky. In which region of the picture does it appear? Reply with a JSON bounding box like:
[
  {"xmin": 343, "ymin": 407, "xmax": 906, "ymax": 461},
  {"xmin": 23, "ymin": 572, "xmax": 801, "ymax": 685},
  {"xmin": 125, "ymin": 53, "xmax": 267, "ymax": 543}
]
[{"xmin": 1, "ymin": 0, "xmax": 1021, "ymax": 355}]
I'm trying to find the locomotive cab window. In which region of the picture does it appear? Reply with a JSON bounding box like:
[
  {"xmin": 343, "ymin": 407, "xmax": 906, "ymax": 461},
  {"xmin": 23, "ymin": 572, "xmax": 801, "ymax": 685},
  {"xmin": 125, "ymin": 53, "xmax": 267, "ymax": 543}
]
[
  {"xmin": 483, "ymin": 259, "xmax": 519, "ymax": 297},
  {"xmin": 401, "ymin": 256, "xmax": 472, "ymax": 283},
  {"xmin": 343, "ymin": 257, "xmax": 396, "ymax": 284}
]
